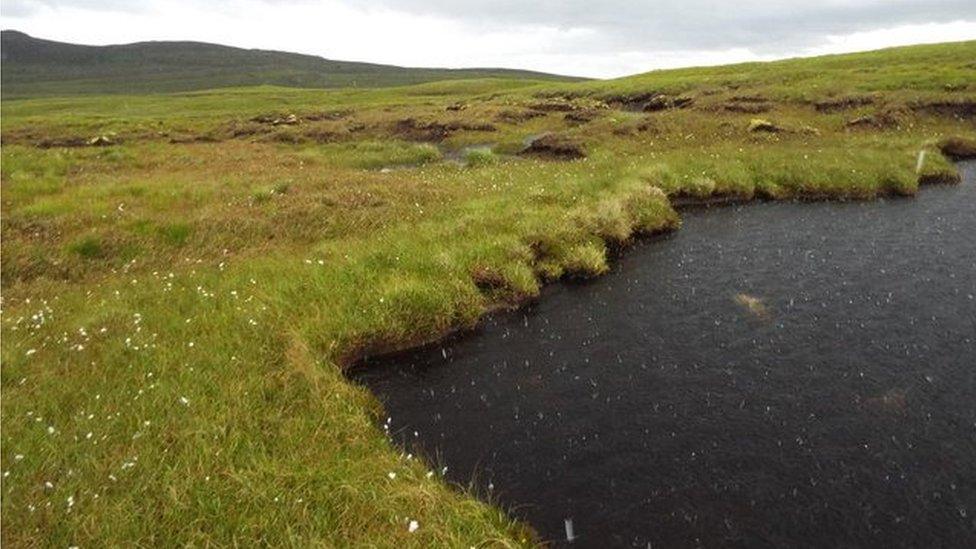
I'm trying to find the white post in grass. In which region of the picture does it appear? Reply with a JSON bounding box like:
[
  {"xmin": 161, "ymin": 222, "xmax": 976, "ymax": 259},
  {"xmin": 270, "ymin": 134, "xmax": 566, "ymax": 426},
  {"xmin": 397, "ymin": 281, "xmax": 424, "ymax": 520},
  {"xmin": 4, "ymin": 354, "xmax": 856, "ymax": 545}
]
[
  {"xmin": 564, "ymin": 518, "xmax": 575, "ymax": 542},
  {"xmin": 916, "ymin": 150, "xmax": 927, "ymax": 174}
]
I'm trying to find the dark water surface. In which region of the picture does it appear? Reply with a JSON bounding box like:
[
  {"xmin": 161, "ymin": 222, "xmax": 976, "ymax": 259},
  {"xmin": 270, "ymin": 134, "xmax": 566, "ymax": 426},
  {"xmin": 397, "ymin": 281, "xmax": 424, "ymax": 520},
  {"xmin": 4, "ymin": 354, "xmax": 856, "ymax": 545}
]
[{"xmin": 351, "ymin": 163, "xmax": 976, "ymax": 548}]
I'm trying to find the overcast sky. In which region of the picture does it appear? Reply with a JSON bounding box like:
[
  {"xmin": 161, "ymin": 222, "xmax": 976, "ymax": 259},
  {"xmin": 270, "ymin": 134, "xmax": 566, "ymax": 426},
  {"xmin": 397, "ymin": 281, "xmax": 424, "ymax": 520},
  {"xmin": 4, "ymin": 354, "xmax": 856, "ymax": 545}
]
[{"xmin": 3, "ymin": 0, "xmax": 976, "ymax": 77}]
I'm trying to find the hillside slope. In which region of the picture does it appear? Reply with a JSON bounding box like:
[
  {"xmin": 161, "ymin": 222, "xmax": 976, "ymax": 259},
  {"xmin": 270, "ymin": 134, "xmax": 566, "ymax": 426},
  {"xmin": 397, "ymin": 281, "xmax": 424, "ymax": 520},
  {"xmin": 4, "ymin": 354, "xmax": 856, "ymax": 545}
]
[
  {"xmin": 554, "ymin": 40, "xmax": 976, "ymax": 100},
  {"xmin": 0, "ymin": 30, "xmax": 581, "ymax": 98}
]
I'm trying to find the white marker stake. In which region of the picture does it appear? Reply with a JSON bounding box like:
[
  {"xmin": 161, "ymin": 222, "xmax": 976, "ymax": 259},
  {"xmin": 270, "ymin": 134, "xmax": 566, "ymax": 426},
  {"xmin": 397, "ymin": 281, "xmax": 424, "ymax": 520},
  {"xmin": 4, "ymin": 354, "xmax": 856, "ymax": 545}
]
[
  {"xmin": 916, "ymin": 150, "xmax": 927, "ymax": 174},
  {"xmin": 564, "ymin": 518, "xmax": 575, "ymax": 542}
]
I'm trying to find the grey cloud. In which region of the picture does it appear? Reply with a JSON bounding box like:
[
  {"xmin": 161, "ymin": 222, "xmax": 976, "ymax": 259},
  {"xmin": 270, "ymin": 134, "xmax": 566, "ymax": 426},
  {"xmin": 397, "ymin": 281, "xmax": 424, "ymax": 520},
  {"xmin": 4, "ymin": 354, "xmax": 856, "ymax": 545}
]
[
  {"xmin": 369, "ymin": 0, "xmax": 976, "ymax": 53},
  {"xmin": 4, "ymin": 0, "xmax": 974, "ymax": 57},
  {"xmin": 2, "ymin": 1, "xmax": 38, "ymax": 17},
  {"xmin": 2, "ymin": 0, "xmax": 152, "ymax": 16}
]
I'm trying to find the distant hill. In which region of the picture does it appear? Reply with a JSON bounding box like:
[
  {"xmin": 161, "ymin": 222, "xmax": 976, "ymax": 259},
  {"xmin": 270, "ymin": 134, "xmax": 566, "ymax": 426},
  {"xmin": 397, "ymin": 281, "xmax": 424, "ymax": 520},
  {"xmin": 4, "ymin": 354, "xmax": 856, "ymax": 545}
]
[{"xmin": 0, "ymin": 30, "xmax": 583, "ymax": 98}]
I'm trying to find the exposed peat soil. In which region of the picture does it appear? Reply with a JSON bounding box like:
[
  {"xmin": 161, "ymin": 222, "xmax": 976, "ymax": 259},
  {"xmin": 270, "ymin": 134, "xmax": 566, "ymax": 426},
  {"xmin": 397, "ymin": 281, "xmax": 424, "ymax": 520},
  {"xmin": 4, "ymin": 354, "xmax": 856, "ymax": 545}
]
[{"xmin": 351, "ymin": 163, "xmax": 976, "ymax": 548}]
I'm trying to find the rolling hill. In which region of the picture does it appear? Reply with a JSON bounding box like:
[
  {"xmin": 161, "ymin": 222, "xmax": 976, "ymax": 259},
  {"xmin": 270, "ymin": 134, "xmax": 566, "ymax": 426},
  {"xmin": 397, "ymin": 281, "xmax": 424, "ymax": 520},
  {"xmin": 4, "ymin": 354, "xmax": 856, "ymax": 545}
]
[{"xmin": 0, "ymin": 30, "xmax": 582, "ymax": 98}]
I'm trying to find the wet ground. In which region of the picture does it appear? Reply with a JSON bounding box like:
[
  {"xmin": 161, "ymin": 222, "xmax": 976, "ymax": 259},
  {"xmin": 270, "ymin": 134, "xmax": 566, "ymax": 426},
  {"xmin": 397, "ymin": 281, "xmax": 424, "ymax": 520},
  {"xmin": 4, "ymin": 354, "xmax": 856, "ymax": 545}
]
[{"xmin": 351, "ymin": 162, "xmax": 976, "ymax": 548}]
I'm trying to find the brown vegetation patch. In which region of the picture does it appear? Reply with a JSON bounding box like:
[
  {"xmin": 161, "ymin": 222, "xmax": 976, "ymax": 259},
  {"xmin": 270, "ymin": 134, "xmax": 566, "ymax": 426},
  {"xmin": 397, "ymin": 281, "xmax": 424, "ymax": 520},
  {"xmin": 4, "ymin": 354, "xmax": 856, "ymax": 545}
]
[
  {"xmin": 528, "ymin": 99, "xmax": 580, "ymax": 112},
  {"xmin": 496, "ymin": 109, "xmax": 545, "ymax": 123},
  {"xmin": 564, "ymin": 110, "xmax": 600, "ymax": 124},
  {"xmin": 938, "ymin": 136, "xmax": 976, "ymax": 160},
  {"xmin": 0, "ymin": 128, "xmax": 34, "ymax": 146},
  {"xmin": 723, "ymin": 101, "xmax": 772, "ymax": 114},
  {"xmin": 814, "ymin": 95, "xmax": 874, "ymax": 112},
  {"xmin": 845, "ymin": 116, "xmax": 876, "ymax": 128},
  {"xmin": 602, "ymin": 91, "xmax": 694, "ymax": 112},
  {"xmin": 844, "ymin": 108, "xmax": 906, "ymax": 130},
  {"xmin": 469, "ymin": 265, "xmax": 527, "ymax": 303},
  {"xmin": 520, "ymin": 133, "xmax": 586, "ymax": 160},
  {"xmin": 602, "ymin": 91, "xmax": 659, "ymax": 110},
  {"xmin": 303, "ymin": 110, "xmax": 350, "ymax": 121},
  {"xmin": 392, "ymin": 118, "xmax": 497, "ymax": 142},
  {"xmin": 918, "ymin": 170, "xmax": 962, "ymax": 186},
  {"xmin": 910, "ymin": 99, "xmax": 976, "ymax": 119},
  {"xmin": 249, "ymin": 113, "xmax": 279, "ymax": 124},
  {"xmin": 611, "ymin": 117, "xmax": 662, "ymax": 136},
  {"xmin": 320, "ymin": 188, "xmax": 387, "ymax": 209},
  {"xmin": 36, "ymin": 136, "xmax": 90, "ymax": 148},
  {"xmin": 634, "ymin": 118, "xmax": 660, "ymax": 133},
  {"xmin": 526, "ymin": 237, "xmax": 557, "ymax": 264},
  {"xmin": 168, "ymin": 134, "xmax": 221, "ymax": 144},
  {"xmin": 470, "ymin": 266, "xmax": 508, "ymax": 292},
  {"xmin": 643, "ymin": 95, "xmax": 694, "ymax": 112},
  {"xmin": 302, "ymin": 127, "xmax": 344, "ymax": 144},
  {"xmin": 730, "ymin": 95, "xmax": 769, "ymax": 103},
  {"xmin": 260, "ymin": 130, "xmax": 306, "ymax": 144},
  {"xmin": 226, "ymin": 121, "xmax": 268, "ymax": 138}
]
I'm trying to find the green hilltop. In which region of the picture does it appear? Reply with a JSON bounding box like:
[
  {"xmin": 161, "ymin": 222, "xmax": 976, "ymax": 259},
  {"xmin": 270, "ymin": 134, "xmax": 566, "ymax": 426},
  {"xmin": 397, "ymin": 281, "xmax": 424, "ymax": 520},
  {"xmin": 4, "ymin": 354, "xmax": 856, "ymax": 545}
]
[{"xmin": 0, "ymin": 30, "xmax": 583, "ymax": 98}]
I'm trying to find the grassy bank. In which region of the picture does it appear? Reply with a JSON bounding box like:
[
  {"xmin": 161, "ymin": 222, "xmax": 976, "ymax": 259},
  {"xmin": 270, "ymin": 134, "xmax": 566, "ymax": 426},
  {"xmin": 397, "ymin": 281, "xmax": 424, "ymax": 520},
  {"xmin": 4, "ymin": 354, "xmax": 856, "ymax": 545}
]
[{"xmin": 2, "ymin": 42, "xmax": 975, "ymax": 546}]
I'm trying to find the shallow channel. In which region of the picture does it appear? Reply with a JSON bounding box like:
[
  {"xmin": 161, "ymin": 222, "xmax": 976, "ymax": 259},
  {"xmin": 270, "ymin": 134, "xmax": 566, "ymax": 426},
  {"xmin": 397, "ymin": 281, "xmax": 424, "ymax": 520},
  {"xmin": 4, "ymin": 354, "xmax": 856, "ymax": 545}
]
[{"xmin": 351, "ymin": 162, "xmax": 976, "ymax": 548}]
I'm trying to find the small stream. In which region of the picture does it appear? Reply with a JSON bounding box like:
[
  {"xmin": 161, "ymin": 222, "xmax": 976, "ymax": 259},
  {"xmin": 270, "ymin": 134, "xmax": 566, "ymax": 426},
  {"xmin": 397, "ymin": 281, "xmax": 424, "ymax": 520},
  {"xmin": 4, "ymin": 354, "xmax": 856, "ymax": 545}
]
[{"xmin": 351, "ymin": 162, "xmax": 976, "ymax": 548}]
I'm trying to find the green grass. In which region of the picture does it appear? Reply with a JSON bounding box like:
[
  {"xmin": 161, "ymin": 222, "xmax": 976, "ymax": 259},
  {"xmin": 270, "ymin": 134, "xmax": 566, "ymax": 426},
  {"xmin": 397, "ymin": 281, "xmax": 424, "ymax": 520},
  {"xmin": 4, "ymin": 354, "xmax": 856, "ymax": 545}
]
[
  {"xmin": 542, "ymin": 40, "xmax": 976, "ymax": 100},
  {"xmin": 67, "ymin": 235, "xmax": 105, "ymax": 258},
  {"xmin": 2, "ymin": 40, "xmax": 975, "ymax": 547},
  {"xmin": 463, "ymin": 147, "xmax": 498, "ymax": 167}
]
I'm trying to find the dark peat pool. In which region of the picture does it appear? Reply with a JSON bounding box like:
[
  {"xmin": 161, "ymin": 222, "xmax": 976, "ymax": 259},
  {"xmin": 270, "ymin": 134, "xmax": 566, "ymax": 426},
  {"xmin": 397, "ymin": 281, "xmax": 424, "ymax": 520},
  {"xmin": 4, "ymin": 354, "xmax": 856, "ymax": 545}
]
[{"xmin": 351, "ymin": 162, "xmax": 976, "ymax": 548}]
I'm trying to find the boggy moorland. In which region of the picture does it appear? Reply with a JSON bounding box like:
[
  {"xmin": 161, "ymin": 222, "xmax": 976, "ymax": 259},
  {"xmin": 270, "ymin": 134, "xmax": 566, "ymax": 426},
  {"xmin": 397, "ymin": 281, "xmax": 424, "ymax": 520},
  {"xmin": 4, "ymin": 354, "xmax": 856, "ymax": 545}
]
[
  {"xmin": 355, "ymin": 161, "xmax": 976, "ymax": 547},
  {"xmin": 2, "ymin": 41, "xmax": 976, "ymax": 546}
]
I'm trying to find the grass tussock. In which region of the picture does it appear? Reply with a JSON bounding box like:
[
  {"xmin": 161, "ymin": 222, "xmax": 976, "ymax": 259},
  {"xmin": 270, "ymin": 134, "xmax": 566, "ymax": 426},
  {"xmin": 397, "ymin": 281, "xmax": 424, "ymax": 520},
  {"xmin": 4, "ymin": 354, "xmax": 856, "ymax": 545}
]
[
  {"xmin": 561, "ymin": 240, "xmax": 610, "ymax": 277},
  {"xmin": 2, "ymin": 40, "xmax": 975, "ymax": 547},
  {"xmin": 464, "ymin": 147, "xmax": 498, "ymax": 167},
  {"xmin": 68, "ymin": 234, "xmax": 105, "ymax": 258}
]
